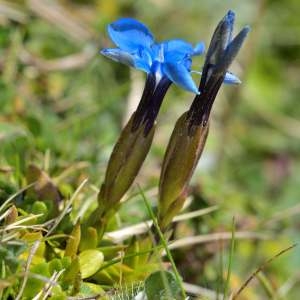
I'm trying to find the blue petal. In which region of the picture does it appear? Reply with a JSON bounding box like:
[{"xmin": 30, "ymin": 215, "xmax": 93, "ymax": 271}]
[
  {"xmin": 101, "ymin": 48, "xmax": 135, "ymax": 66},
  {"xmin": 224, "ymin": 72, "xmax": 241, "ymax": 84},
  {"xmin": 193, "ymin": 42, "xmax": 205, "ymax": 55},
  {"xmin": 101, "ymin": 48, "xmax": 150, "ymax": 73},
  {"xmin": 162, "ymin": 40, "xmax": 205, "ymax": 65},
  {"xmin": 191, "ymin": 69, "xmax": 241, "ymax": 84},
  {"xmin": 164, "ymin": 39, "xmax": 194, "ymax": 53},
  {"xmin": 163, "ymin": 62, "xmax": 200, "ymax": 94},
  {"xmin": 108, "ymin": 18, "xmax": 154, "ymax": 52},
  {"xmin": 150, "ymin": 43, "xmax": 165, "ymax": 63},
  {"xmin": 163, "ymin": 39, "xmax": 194, "ymax": 62},
  {"xmin": 134, "ymin": 58, "xmax": 151, "ymax": 73}
]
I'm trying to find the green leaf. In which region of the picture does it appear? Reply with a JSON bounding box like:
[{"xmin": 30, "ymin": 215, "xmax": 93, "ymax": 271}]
[
  {"xmin": 91, "ymin": 269, "xmax": 114, "ymax": 285},
  {"xmin": 61, "ymin": 256, "xmax": 80, "ymax": 287},
  {"xmin": 79, "ymin": 250, "xmax": 104, "ymax": 279},
  {"xmin": 80, "ymin": 226, "xmax": 98, "ymax": 251},
  {"xmin": 31, "ymin": 201, "xmax": 48, "ymax": 223},
  {"xmin": 145, "ymin": 271, "xmax": 181, "ymax": 300},
  {"xmin": 23, "ymin": 262, "xmax": 50, "ymax": 298},
  {"xmin": 49, "ymin": 258, "xmax": 63, "ymax": 275},
  {"xmin": 79, "ymin": 282, "xmax": 105, "ymax": 297},
  {"xmin": 65, "ymin": 220, "xmax": 81, "ymax": 257}
]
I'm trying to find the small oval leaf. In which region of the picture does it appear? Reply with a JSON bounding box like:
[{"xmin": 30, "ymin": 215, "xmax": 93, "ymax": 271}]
[{"xmin": 79, "ymin": 250, "xmax": 104, "ymax": 279}]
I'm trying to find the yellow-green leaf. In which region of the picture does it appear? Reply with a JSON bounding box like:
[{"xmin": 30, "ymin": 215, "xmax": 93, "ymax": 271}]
[
  {"xmin": 79, "ymin": 249, "xmax": 104, "ymax": 279},
  {"xmin": 65, "ymin": 220, "xmax": 81, "ymax": 257}
]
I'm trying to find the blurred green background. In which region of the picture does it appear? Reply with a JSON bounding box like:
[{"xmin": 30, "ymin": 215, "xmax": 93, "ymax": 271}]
[{"xmin": 0, "ymin": 0, "xmax": 300, "ymax": 298}]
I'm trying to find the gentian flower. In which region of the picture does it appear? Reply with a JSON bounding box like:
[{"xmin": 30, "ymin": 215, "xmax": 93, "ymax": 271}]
[
  {"xmin": 188, "ymin": 10, "xmax": 250, "ymax": 129},
  {"xmin": 157, "ymin": 11, "xmax": 250, "ymax": 232},
  {"xmin": 101, "ymin": 18, "xmax": 205, "ymax": 133},
  {"xmin": 89, "ymin": 18, "xmax": 204, "ymax": 237}
]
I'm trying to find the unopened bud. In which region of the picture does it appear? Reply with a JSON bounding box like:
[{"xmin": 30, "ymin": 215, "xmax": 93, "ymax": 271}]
[
  {"xmin": 158, "ymin": 112, "xmax": 209, "ymax": 231},
  {"xmin": 99, "ymin": 113, "xmax": 155, "ymax": 212}
]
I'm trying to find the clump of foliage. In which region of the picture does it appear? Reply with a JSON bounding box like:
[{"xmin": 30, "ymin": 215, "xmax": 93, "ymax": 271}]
[{"xmin": 0, "ymin": 166, "xmax": 185, "ymax": 299}]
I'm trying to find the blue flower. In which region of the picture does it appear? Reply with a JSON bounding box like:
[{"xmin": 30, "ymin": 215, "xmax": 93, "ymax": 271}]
[
  {"xmin": 188, "ymin": 10, "xmax": 250, "ymax": 129},
  {"xmin": 101, "ymin": 18, "xmax": 204, "ymax": 94}
]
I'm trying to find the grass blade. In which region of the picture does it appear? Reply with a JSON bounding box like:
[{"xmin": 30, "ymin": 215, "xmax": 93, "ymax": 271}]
[
  {"xmin": 139, "ymin": 186, "xmax": 187, "ymax": 299},
  {"xmin": 223, "ymin": 217, "xmax": 235, "ymax": 300}
]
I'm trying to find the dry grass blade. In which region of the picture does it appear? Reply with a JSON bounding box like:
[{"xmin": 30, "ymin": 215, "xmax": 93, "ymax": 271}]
[
  {"xmin": 183, "ymin": 282, "xmax": 224, "ymax": 299},
  {"xmin": 166, "ymin": 231, "xmax": 270, "ymax": 252},
  {"xmin": 53, "ymin": 161, "xmax": 90, "ymax": 183},
  {"xmin": 0, "ymin": 213, "xmax": 46, "ymax": 233},
  {"xmin": 3, "ymin": 213, "xmax": 43, "ymax": 228},
  {"xmin": 173, "ymin": 205, "xmax": 218, "ymax": 222},
  {"xmin": 277, "ymin": 272, "xmax": 300, "ymax": 297},
  {"xmin": 252, "ymin": 103, "xmax": 300, "ymax": 139},
  {"xmin": 0, "ymin": 182, "xmax": 35, "ymax": 213},
  {"xmin": 265, "ymin": 202, "xmax": 300, "ymax": 226},
  {"xmin": 32, "ymin": 269, "xmax": 65, "ymax": 300},
  {"xmin": 232, "ymin": 244, "xmax": 297, "ymax": 299},
  {"xmin": 26, "ymin": 272, "xmax": 64, "ymax": 285},
  {"xmin": 1, "ymin": 224, "xmax": 46, "ymax": 233},
  {"xmin": 19, "ymin": 47, "xmax": 97, "ymax": 72},
  {"xmin": 73, "ymin": 192, "xmax": 97, "ymax": 224},
  {"xmin": 105, "ymin": 206, "xmax": 218, "ymax": 242},
  {"xmin": 16, "ymin": 179, "xmax": 84, "ymax": 300},
  {"xmin": 0, "ymin": 1, "xmax": 27, "ymax": 23},
  {"xmin": 27, "ymin": 0, "xmax": 94, "ymax": 43},
  {"xmin": 0, "ymin": 207, "xmax": 13, "ymax": 223},
  {"xmin": 15, "ymin": 240, "xmax": 41, "ymax": 300},
  {"xmin": 45, "ymin": 178, "xmax": 88, "ymax": 237},
  {"xmin": 1, "ymin": 232, "xmax": 20, "ymax": 243},
  {"xmin": 0, "ymin": 166, "xmax": 13, "ymax": 173}
]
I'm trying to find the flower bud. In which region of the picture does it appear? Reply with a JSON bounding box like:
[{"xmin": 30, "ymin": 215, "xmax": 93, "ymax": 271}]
[
  {"xmin": 99, "ymin": 113, "xmax": 155, "ymax": 212},
  {"xmin": 158, "ymin": 112, "xmax": 209, "ymax": 231},
  {"xmin": 157, "ymin": 11, "xmax": 249, "ymax": 232}
]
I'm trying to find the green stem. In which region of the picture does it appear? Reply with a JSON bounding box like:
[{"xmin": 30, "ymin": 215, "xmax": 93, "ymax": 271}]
[
  {"xmin": 140, "ymin": 186, "xmax": 187, "ymax": 299},
  {"xmin": 257, "ymin": 272, "xmax": 278, "ymax": 299},
  {"xmin": 223, "ymin": 217, "xmax": 235, "ymax": 300}
]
